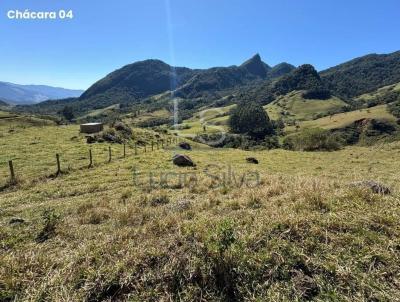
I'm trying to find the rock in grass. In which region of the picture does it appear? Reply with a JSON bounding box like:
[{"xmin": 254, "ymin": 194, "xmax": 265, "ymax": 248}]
[
  {"xmin": 350, "ymin": 180, "xmax": 391, "ymax": 195},
  {"xmin": 9, "ymin": 217, "xmax": 25, "ymax": 224},
  {"xmin": 246, "ymin": 157, "xmax": 259, "ymax": 164},
  {"xmin": 179, "ymin": 142, "xmax": 192, "ymax": 150},
  {"xmin": 173, "ymin": 154, "xmax": 195, "ymax": 167}
]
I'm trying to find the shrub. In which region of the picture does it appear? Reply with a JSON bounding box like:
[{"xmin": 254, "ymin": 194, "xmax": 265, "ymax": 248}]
[
  {"xmin": 36, "ymin": 208, "xmax": 60, "ymax": 243},
  {"xmin": 302, "ymin": 89, "xmax": 331, "ymax": 100},
  {"xmin": 229, "ymin": 102, "xmax": 274, "ymax": 139},
  {"xmin": 194, "ymin": 133, "xmax": 279, "ymax": 150},
  {"xmin": 388, "ymin": 100, "xmax": 400, "ymax": 118},
  {"xmin": 283, "ymin": 128, "xmax": 342, "ymax": 151},
  {"xmin": 59, "ymin": 106, "xmax": 75, "ymax": 122},
  {"xmin": 113, "ymin": 121, "xmax": 133, "ymax": 138}
]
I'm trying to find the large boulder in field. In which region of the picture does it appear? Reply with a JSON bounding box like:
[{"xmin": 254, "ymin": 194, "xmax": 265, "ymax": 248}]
[
  {"xmin": 179, "ymin": 142, "xmax": 192, "ymax": 150},
  {"xmin": 350, "ymin": 180, "xmax": 391, "ymax": 195},
  {"xmin": 173, "ymin": 154, "xmax": 195, "ymax": 167}
]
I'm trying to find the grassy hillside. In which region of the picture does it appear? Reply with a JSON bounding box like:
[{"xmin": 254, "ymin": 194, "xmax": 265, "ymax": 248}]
[
  {"xmin": 78, "ymin": 104, "xmax": 120, "ymax": 120},
  {"xmin": 265, "ymin": 91, "xmax": 348, "ymax": 121},
  {"xmin": 175, "ymin": 91, "xmax": 348, "ymax": 137},
  {"xmin": 0, "ymin": 111, "xmax": 56, "ymax": 130},
  {"xmin": 355, "ymin": 82, "xmax": 400, "ymax": 102},
  {"xmin": 175, "ymin": 104, "xmax": 234, "ymax": 136},
  {"xmin": 290, "ymin": 104, "xmax": 396, "ymax": 132},
  {"xmin": 126, "ymin": 108, "xmax": 170, "ymax": 125},
  {"xmin": 1, "ymin": 120, "xmax": 400, "ymax": 300}
]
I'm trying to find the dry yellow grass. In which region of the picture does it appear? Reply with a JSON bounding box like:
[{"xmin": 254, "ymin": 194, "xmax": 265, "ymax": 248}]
[{"xmin": 1, "ymin": 121, "xmax": 400, "ymax": 301}]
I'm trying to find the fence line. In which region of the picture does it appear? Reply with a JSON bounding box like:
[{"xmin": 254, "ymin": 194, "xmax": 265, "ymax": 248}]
[{"xmin": 2, "ymin": 136, "xmax": 181, "ymax": 186}]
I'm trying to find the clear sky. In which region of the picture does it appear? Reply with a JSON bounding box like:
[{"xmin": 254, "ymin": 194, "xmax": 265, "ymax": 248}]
[{"xmin": 1, "ymin": 0, "xmax": 399, "ymax": 90}]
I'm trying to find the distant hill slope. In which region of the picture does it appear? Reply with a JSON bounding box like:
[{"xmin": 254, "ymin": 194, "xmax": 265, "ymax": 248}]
[
  {"xmin": 290, "ymin": 104, "xmax": 396, "ymax": 132},
  {"xmin": 175, "ymin": 54, "xmax": 295, "ymax": 99},
  {"xmin": 320, "ymin": 51, "xmax": 400, "ymax": 98},
  {"xmin": 79, "ymin": 54, "xmax": 295, "ymax": 108},
  {"xmin": 237, "ymin": 64, "xmax": 326, "ymax": 104},
  {"xmin": 13, "ymin": 50, "xmax": 400, "ymax": 118},
  {"xmin": 80, "ymin": 59, "xmax": 196, "ymax": 102},
  {"xmin": 0, "ymin": 81, "xmax": 83, "ymax": 105},
  {"xmin": 265, "ymin": 90, "xmax": 347, "ymax": 121}
]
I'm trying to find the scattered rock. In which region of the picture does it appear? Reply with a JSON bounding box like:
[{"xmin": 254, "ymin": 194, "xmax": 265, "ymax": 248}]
[
  {"xmin": 179, "ymin": 142, "xmax": 192, "ymax": 150},
  {"xmin": 350, "ymin": 180, "xmax": 391, "ymax": 195},
  {"xmin": 9, "ymin": 217, "xmax": 25, "ymax": 224},
  {"xmin": 246, "ymin": 157, "xmax": 259, "ymax": 164},
  {"xmin": 173, "ymin": 154, "xmax": 196, "ymax": 167}
]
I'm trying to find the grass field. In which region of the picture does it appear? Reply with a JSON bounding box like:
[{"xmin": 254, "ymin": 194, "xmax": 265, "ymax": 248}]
[
  {"xmin": 78, "ymin": 104, "xmax": 121, "ymax": 120},
  {"xmin": 287, "ymin": 104, "xmax": 397, "ymax": 133},
  {"xmin": 355, "ymin": 82, "xmax": 400, "ymax": 102},
  {"xmin": 1, "ymin": 119, "xmax": 400, "ymax": 300},
  {"xmin": 265, "ymin": 91, "xmax": 347, "ymax": 121},
  {"xmin": 125, "ymin": 108, "xmax": 170, "ymax": 125},
  {"xmin": 177, "ymin": 91, "xmax": 350, "ymax": 137},
  {"xmin": 175, "ymin": 105, "xmax": 234, "ymax": 136}
]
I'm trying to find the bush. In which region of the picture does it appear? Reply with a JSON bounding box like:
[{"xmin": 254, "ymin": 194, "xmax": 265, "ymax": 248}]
[
  {"xmin": 194, "ymin": 133, "xmax": 279, "ymax": 150},
  {"xmin": 59, "ymin": 105, "xmax": 75, "ymax": 122},
  {"xmin": 302, "ymin": 89, "xmax": 331, "ymax": 100},
  {"xmin": 364, "ymin": 119, "xmax": 397, "ymax": 136},
  {"xmin": 36, "ymin": 209, "xmax": 60, "ymax": 243},
  {"xmin": 283, "ymin": 128, "xmax": 342, "ymax": 151},
  {"xmin": 113, "ymin": 121, "xmax": 133, "ymax": 138},
  {"xmin": 229, "ymin": 102, "xmax": 274, "ymax": 139},
  {"xmin": 388, "ymin": 100, "xmax": 400, "ymax": 118},
  {"xmin": 136, "ymin": 117, "xmax": 171, "ymax": 128}
]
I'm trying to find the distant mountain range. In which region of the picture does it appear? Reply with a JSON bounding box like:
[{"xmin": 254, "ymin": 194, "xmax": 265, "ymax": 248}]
[
  {"xmin": 13, "ymin": 50, "xmax": 400, "ymax": 116},
  {"xmin": 0, "ymin": 82, "xmax": 83, "ymax": 105}
]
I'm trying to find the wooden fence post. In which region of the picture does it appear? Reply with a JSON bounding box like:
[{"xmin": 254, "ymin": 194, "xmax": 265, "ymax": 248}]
[
  {"xmin": 89, "ymin": 149, "xmax": 93, "ymax": 168},
  {"xmin": 8, "ymin": 160, "xmax": 16, "ymax": 183},
  {"xmin": 123, "ymin": 143, "xmax": 126, "ymax": 158},
  {"xmin": 108, "ymin": 146, "xmax": 112, "ymax": 163},
  {"xmin": 144, "ymin": 144, "xmax": 147, "ymax": 153},
  {"xmin": 134, "ymin": 143, "xmax": 138, "ymax": 155},
  {"xmin": 56, "ymin": 154, "xmax": 61, "ymax": 175},
  {"xmin": 161, "ymin": 140, "xmax": 164, "ymax": 149},
  {"xmin": 151, "ymin": 141, "xmax": 154, "ymax": 151}
]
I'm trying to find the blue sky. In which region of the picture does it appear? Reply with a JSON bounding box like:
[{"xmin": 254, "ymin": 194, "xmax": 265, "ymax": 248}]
[{"xmin": 0, "ymin": 0, "xmax": 399, "ymax": 90}]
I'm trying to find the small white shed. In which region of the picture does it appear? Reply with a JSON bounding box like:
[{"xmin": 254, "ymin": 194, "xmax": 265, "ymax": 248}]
[{"xmin": 80, "ymin": 122, "xmax": 103, "ymax": 134}]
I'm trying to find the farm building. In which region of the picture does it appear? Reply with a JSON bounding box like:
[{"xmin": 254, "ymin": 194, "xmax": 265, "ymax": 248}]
[{"xmin": 80, "ymin": 122, "xmax": 103, "ymax": 134}]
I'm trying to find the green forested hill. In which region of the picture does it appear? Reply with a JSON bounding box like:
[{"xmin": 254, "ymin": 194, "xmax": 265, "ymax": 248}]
[
  {"xmin": 320, "ymin": 51, "xmax": 400, "ymax": 98},
  {"xmin": 12, "ymin": 50, "xmax": 400, "ymax": 120}
]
